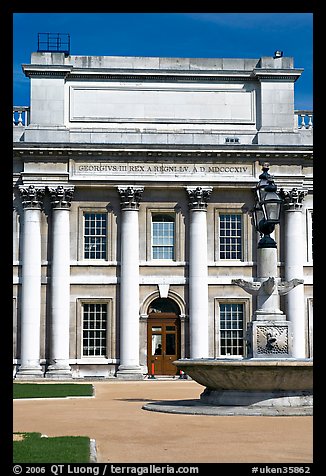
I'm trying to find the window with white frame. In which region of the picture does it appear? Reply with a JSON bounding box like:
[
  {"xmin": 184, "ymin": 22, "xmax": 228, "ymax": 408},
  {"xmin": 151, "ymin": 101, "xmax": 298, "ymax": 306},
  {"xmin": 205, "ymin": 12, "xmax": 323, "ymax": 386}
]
[
  {"xmin": 219, "ymin": 213, "xmax": 242, "ymax": 260},
  {"xmin": 83, "ymin": 212, "xmax": 107, "ymax": 259},
  {"xmin": 82, "ymin": 303, "xmax": 107, "ymax": 357},
  {"xmin": 152, "ymin": 214, "xmax": 175, "ymax": 260},
  {"xmin": 219, "ymin": 303, "xmax": 244, "ymax": 356}
]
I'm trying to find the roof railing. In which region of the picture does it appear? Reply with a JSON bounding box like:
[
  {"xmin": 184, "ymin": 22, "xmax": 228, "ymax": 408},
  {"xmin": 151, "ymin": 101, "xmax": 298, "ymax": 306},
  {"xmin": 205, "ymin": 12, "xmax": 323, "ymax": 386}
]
[{"xmin": 37, "ymin": 33, "xmax": 70, "ymax": 56}]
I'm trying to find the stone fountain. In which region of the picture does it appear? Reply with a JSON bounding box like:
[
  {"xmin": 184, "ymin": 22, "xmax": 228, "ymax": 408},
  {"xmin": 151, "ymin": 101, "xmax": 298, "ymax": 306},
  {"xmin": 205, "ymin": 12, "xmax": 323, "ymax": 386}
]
[{"xmin": 143, "ymin": 164, "xmax": 312, "ymax": 416}]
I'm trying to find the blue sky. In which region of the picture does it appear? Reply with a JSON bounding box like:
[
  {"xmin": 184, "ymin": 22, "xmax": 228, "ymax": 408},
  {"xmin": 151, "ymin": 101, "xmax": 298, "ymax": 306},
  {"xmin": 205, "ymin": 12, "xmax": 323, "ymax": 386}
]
[{"xmin": 13, "ymin": 13, "xmax": 313, "ymax": 109}]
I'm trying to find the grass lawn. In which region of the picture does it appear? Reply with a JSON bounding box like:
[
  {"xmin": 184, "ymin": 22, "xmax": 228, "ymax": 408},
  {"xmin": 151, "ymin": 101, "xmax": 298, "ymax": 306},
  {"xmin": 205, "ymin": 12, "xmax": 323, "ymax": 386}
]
[
  {"xmin": 13, "ymin": 383, "xmax": 94, "ymax": 399},
  {"xmin": 13, "ymin": 432, "xmax": 91, "ymax": 463}
]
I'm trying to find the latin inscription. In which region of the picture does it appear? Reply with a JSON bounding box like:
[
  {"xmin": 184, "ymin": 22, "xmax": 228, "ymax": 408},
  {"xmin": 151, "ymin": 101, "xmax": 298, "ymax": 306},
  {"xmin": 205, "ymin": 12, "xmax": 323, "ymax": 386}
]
[{"xmin": 76, "ymin": 163, "xmax": 250, "ymax": 175}]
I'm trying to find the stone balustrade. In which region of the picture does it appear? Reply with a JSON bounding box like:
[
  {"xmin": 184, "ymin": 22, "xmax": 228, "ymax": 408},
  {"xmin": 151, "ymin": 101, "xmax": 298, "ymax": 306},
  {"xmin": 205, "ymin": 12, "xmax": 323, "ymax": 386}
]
[
  {"xmin": 295, "ymin": 110, "xmax": 313, "ymax": 129},
  {"xmin": 13, "ymin": 106, "xmax": 30, "ymax": 126}
]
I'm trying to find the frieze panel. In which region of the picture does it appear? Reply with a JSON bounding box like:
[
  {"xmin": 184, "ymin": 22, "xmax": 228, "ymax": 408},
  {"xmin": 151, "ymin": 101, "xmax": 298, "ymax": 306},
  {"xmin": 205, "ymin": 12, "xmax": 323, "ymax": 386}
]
[{"xmin": 70, "ymin": 160, "xmax": 254, "ymax": 182}]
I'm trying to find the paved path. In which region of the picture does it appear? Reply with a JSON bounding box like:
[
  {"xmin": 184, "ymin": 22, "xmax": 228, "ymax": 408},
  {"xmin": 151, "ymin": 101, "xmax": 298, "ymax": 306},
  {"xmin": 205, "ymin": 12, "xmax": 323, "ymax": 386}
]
[{"xmin": 13, "ymin": 380, "xmax": 313, "ymax": 463}]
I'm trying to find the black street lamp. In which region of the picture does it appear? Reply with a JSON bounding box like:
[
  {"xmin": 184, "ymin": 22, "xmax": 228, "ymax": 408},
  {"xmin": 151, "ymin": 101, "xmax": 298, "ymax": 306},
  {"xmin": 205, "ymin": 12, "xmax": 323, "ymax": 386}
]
[{"xmin": 251, "ymin": 163, "xmax": 283, "ymax": 248}]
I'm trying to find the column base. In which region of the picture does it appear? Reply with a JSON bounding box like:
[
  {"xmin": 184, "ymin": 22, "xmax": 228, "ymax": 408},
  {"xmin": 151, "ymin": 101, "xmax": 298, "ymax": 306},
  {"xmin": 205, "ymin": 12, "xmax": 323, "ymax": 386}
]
[
  {"xmin": 116, "ymin": 365, "xmax": 144, "ymax": 380},
  {"xmin": 254, "ymin": 310, "xmax": 285, "ymax": 321},
  {"xmin": 45, "ymin": 361, "xmax": 72, "ymax": 379},
  {"xmin": 15, "ymin": 364, "xmax": 44, "ymax": 380}
]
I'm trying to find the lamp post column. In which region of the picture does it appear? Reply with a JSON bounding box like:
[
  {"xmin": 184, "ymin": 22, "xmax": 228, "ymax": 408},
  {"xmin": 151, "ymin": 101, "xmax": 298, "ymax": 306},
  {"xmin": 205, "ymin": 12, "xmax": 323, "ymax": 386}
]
[
  {"xmin": 46, "ymin": 186, "xmax": 74, "ymax": 378},
  {"xmin": 16, "ymin": 185, "xmax": 45, "ymax": 378},
  {"xmin": 117, "ymin": 186, "xmax": 144, "ymax": 379},
  {"xmin": 233, "ymin": 165, "xmax": 303, "ymax": 358},
  {"xmin": 186, "ymin": 186, "xmax": 212, "ymax": 358},
  {"xmin": 281, "ymin": 188, "xmax": 307, "ymax": 358}
]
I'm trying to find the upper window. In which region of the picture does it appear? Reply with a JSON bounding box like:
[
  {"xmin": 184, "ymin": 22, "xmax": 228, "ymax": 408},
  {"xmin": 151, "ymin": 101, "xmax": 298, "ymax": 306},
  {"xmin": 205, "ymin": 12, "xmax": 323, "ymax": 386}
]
[
  {"xmin": 152, "ymin": 214, "xmax": 175, "ymax": 260},
  {"xmin": 84, "ymin": 212, "xmax": 107, "ymax": 260},
  {"xmin": 219, "ymin": 214, "xmax": 242, "ymax": 260}
]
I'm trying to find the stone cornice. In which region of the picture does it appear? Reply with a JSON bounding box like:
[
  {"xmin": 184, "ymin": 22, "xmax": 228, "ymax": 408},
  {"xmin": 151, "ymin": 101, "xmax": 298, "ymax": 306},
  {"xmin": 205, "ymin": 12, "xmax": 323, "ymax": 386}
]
[
  {"xmin": 22, "ymin": 64, "xmax": 303, "ymax": 83},
  {"xmin": 68, "ymin": 72, "xmax": 254, "ymax": 82},
  {"xmin": 252, "ymin": 69, "xmax": 303, "ymax": 82},
  {"xmin": 22, "ymin": 64, "xmax": 73, "ymax": 79},
  {"xmin": 13, "ymin": 144, "xmax": 313, "ymax": 161},
  {"xmin": 22, "ymin": 64, "xmax": 254, "ymax": 82}
]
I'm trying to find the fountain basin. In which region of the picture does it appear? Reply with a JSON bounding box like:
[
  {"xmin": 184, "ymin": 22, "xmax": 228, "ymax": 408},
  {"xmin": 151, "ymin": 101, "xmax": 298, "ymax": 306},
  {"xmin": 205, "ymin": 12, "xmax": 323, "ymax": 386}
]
[{"xmin": 173, "ymin": 358, "xmax": 313, "ymax": 408}]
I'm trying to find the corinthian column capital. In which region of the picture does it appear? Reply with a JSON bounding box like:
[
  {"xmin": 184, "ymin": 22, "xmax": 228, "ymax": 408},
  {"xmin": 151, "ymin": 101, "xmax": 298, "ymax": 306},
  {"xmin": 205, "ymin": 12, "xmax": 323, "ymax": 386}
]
[
  {"xmin": 48, "ymin": 185, "xmax": 74, "ymax": 209},
  {"xmin": 19, "ymin": 185, "xmax": 45, "ymax": 209},
  {"xmin": 117, "ymin": 186, "xmax": 144, "ymax": 210},
  {"xmin": 186, "ymin": 186, "xmax": 212, "ymax": 210},
  {"xmin": 280, "ymin": 188, "xmax": 307, "ymax": 211}
]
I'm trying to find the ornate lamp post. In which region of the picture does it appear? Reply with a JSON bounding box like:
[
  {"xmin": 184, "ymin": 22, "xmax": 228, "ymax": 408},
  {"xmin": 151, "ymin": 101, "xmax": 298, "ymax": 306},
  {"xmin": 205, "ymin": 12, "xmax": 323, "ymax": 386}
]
[
  {"xmin": 252, "ymin": 162, "xmax": 282, "ymax": 248},
  {"xmin": 233, "ymin": 163, "xmax": 303, "ymax": 358}
]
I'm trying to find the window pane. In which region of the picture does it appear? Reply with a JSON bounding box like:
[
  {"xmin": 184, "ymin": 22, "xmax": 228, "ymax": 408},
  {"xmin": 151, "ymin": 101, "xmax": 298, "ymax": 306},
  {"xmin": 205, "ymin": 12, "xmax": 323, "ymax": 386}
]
[
  {"xmin": 152, "ymin": 215, "xmax": 175, "ymax": 260},
  {"xmin": 82, "ymin": 303, "xmax": 107, "ymax": 357},
  {"xmin": 219, "ymin": 214, "xmax": 242, "ymax": 260},
  {"xmin": 152, "ymin": 335, "xmax": 162, "ymax": 355},
  {"xmin": 220, "ymin": 303, "xmax": 244, "ymax": 356},
  {"xmin": 84, "ymin": 213, "xmax": 107, "ymax": 259},
  {"xmin": 166, "ymin": 334, "xmax": 176, "ymax": 355}
]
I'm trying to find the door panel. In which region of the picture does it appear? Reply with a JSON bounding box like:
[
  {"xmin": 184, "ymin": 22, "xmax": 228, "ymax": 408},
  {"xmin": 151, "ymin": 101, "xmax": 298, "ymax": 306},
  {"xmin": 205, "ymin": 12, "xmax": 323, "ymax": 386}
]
[{"xmin": 147, "ymin": 313, "xmax": 180, "ymax": 375}]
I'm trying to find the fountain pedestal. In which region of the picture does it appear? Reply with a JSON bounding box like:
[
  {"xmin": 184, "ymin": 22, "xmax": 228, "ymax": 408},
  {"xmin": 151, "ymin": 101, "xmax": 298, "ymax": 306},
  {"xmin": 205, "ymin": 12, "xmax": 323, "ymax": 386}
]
[{"xmin": 232, "ymin": 247, "xmax": 303, "ymax": 359}]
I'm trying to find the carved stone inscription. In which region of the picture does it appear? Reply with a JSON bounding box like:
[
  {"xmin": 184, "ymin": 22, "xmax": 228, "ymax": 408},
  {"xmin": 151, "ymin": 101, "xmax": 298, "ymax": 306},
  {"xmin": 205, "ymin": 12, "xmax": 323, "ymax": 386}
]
[{"xmin": 72, "ymin": 161, "xmax": 253, "ymax": 181}]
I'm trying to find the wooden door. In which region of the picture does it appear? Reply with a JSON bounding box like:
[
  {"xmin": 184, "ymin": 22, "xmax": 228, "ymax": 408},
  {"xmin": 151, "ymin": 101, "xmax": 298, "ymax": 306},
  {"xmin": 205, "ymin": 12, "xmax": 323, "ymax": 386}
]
[{"xmin": 147, "ymin": 313, "xmax": 180, "ymax": 375}]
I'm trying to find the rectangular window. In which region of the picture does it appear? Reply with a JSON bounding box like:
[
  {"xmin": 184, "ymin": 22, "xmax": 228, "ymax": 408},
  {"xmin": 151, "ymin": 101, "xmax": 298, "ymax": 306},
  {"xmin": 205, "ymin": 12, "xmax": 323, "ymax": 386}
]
[
  {"xmin": 82, "ymin": 303, "xmax": 107, "ymax": 357},
  {"xmin": 220, "ymin": 303, "xmax": 244, "ymax": 356},
  {"xmin": 152, "ymin": 215, "xmax": 175, "ymax": 260},
  {"xmin": 219, "ymin": 214, "xmax": 242, "ymax": 259},
  {"xmin": 84, "ymin": 213, "xmax": 107, "ymax": 259}
]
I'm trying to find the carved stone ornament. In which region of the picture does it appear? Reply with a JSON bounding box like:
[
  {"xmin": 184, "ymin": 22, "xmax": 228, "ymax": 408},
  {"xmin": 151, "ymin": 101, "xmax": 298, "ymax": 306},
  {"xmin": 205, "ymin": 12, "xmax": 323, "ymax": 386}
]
[
  {"xmin": 186, "ymin": 186, "xmax": 212, "ymax": 210},
  {"xmin": 279, "ymin": 187, "xmax": 307, "ymax": 210},
  {"xmin": 232, "ymin": 277, "xmax": 303, "ymax": 296},
  {"xmin": 117, "ymin": 186, "xmax": 144, "ymax": 210},
  {"xmin": 48, "ymin": 186, "xmax": 74, "ymax": 209},
  {"xmin": 19, "ymin": 185, "xmax": 45, "ymax": 209},
  {"xmin": 256, "ymin": 325, "xmax": 289, "ymax": 355}
]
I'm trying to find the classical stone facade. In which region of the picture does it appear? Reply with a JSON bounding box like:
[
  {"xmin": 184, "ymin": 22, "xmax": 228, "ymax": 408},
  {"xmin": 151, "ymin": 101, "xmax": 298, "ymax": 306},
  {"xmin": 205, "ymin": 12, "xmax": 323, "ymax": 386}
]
[{"xmin": 13, "ymin": 52, "xmax": 313, "ymax": 379}]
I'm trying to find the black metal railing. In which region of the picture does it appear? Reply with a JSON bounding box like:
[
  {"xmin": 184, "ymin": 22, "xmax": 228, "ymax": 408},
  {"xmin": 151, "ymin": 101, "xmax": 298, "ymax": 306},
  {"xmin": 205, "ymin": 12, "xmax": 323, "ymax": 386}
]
[{"xmin": 37, "ymin": 33, "xmax": 70, "ymax": 55}]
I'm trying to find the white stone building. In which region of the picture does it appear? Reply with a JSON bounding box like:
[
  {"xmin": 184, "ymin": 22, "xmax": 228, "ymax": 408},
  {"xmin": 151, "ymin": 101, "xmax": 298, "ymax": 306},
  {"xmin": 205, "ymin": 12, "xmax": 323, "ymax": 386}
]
[{"xmin": 13, "ymin": 52, "xmax": 313, "ymax": 379}]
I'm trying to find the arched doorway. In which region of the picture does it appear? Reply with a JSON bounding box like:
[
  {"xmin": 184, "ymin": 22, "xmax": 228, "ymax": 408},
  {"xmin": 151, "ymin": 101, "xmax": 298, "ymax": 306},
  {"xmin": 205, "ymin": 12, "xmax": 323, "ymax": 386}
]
[{"xmin": 147, "ymin": 298, "xmax": 181, "ymax": 376}]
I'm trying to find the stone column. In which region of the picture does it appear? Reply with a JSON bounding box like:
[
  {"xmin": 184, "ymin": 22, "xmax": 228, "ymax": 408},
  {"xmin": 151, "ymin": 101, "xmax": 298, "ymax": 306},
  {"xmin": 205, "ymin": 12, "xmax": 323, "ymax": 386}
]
[
  {"xmin": 282, "ymin": 188, "xmax": 307, "ymax": 358},
  {"xmin": 116, "ymin": 186, "xmax": 144, "ymax": 379},
  {"xmin": 46, "ymin": 186, "xmax": 74, "ymax": 378},
  {"xmin": 186, "ymin": 186, "xmax": 212, "ymax": 358},
  {"xmin": 16, "ymin": 185, "xmax": 45, "ymax": 379}
]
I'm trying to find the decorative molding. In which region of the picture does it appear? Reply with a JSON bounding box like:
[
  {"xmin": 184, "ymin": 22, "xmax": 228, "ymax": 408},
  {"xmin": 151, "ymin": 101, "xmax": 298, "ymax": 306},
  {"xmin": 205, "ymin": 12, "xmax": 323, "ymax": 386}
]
[
  {"xmin": 13, "ymin": 146, "xmax": 313, "ymax": 161},
  {"xmin": 280, "ymin": 187, "xmax": 308, "ymax": 211},
  {"xmin": 18, "ymin": 184, "xmax": 45, "ymax": 209},
  {"xmin": 68, "ymin": 73, "xmax": 254, "ymax": 82},
  {"xmin": 48, "ymin": 185, "xmax": 74, "ymax": 209},
  {"xmin": 186, "ymin": 186, "xmax": 212, "ymax": 210},
  {"xmin": 117, "ymin": 186, "xmax": 144, "ymax": 210},
  {"xmin": 256, "ymin": 326, "xmax": 289, "ymax": 355}
]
